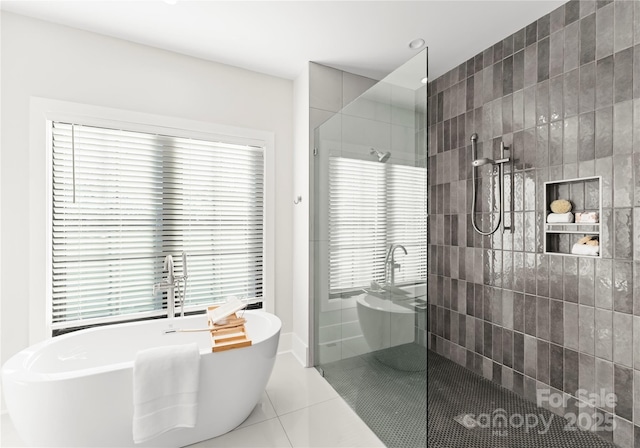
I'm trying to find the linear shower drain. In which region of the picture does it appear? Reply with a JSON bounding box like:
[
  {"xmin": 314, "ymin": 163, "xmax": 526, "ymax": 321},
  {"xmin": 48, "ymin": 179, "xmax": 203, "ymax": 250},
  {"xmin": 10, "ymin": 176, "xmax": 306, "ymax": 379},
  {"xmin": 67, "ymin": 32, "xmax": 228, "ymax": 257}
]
[{"xmin": 453, "ymin": 413, "xmax": 478, "ymax": 429}]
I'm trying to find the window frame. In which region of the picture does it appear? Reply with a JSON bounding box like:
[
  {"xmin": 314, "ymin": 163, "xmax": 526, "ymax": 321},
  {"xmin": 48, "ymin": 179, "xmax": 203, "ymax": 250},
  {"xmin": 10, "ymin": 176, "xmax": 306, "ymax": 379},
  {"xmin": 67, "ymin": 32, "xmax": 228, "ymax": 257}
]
[{"xmin": 29, "ymin": 98, "xmax": 275, "ymax": 343}]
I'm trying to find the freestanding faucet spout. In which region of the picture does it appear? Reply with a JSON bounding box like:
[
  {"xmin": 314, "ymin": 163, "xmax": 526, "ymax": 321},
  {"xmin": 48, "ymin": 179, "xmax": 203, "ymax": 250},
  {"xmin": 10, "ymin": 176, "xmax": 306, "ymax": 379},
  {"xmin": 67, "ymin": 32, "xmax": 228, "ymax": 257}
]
[
  {"xmin": 153, "ymin": 252, "xmax": 189, "ymax": 320},
  {"xmin": 164, "ymin": 255, "xmax": 175, "ymax": 282},
  {"xmin": 384, "ymin": 244, "xmax": 408, "ymax": 287}
]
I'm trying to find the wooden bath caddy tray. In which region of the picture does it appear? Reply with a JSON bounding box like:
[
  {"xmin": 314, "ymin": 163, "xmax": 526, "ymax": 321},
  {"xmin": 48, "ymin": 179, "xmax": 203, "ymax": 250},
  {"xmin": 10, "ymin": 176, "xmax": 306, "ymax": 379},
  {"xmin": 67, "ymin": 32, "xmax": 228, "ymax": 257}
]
[{"xmin": 206, "ymin": 305, "xmax": 252, "ymax": 352}]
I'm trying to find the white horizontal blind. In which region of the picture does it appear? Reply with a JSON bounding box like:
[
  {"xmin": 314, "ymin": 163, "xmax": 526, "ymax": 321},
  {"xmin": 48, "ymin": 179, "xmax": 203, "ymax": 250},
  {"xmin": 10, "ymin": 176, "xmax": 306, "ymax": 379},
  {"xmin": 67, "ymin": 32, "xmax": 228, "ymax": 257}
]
[
  {"xmin": 51, "ymin": 122, "xmax": 264, "ymax": 330},
  {"xmin": 387, "ymin": 165, "xmax": 428, "ymax": 284},
  {"xmin": 329, "ymin": 158, "xmax": 387, "ymax": 291},
  {"xmin": 328, "ymin": 157, "xmax": 426, "ymax": 293}
]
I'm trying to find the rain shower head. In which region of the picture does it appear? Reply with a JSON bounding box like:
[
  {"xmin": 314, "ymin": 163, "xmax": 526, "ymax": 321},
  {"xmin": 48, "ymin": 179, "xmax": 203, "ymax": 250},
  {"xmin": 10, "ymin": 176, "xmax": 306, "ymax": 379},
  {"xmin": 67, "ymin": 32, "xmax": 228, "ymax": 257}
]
[
  {"xmin": 472, "ymin": 157, "xmax": 495, "ymax": 167},
  {"xmin": 370, "ymin": 148, "xmax": 391, "ymax": 163}
]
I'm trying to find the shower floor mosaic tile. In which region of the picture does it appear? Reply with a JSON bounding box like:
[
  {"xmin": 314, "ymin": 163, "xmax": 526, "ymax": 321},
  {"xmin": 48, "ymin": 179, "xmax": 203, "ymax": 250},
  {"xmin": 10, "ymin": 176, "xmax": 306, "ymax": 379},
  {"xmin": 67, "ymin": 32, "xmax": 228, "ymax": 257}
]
[
  {"xmin": 427, "ymin": 351, "xmax": 617, "ymax": 448},
  {"xmin": 319, "ymin": 343, "xmax": 427, "ymax": 448}
]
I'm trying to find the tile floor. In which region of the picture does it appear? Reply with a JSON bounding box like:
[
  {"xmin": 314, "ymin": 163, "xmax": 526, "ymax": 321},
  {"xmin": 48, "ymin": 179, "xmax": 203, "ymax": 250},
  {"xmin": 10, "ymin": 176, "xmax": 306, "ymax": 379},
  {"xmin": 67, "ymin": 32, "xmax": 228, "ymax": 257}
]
[
  {"xmin": 0, "ymin": 352, "xmax": 385, "ymax": 448},
  {"xmin": 319, "ymin": 344, "xmax": 426, "ymax": 448},
  {"xmin": 427, "ymin": 351, "xmax": 616, "ymax": 448}
]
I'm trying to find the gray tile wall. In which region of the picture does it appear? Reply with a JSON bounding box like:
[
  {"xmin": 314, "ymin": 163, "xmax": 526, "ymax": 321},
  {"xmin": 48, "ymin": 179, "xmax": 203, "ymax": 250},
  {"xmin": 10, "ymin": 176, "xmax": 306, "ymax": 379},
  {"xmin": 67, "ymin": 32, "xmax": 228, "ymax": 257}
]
[{"xmin": 427, "ymin": 1, "xmax": 640, "ymax": 446}]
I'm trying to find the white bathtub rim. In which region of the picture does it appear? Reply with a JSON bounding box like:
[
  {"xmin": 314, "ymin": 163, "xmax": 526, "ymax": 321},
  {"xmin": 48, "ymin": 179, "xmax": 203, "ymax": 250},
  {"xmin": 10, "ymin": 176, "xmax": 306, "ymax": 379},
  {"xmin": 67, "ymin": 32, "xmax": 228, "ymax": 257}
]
[
  {"xmin": 2, "ymin": 310, "xmax": 281, "ymax": 383},
  {"xmin": 356, "ymin": 294, "xmax": 416, "ymax": 314}
]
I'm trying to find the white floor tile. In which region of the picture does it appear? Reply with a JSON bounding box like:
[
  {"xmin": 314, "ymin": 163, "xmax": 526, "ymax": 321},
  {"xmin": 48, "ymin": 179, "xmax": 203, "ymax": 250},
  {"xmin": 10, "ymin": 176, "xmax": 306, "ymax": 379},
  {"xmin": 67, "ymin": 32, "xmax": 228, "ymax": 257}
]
[
  {"xmin": 278, "ymin": 398, "xmax": 384, "ymax": 448},
  {"xmin": 2, "ymin": 353, "xmax": 384, "ymax": 448},
  {"xmin": 236, "ymin": 392, "xmax": 277, "ymax": 430},
  {"xmin": 187, "ymin": 418, "xmax": 292, "ymax": 448},
  {"xmin": 266, "ymin": 352, "xmax": 338, "ymax": 416}
]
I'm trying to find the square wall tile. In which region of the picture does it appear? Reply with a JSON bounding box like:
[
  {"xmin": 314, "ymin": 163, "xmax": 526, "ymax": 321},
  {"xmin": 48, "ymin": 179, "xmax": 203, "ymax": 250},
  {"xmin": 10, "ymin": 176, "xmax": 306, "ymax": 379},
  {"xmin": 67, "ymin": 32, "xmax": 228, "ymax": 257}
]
[{"xmin": 310, "ymin": 63, "xmax": 343, "ymax": 112}]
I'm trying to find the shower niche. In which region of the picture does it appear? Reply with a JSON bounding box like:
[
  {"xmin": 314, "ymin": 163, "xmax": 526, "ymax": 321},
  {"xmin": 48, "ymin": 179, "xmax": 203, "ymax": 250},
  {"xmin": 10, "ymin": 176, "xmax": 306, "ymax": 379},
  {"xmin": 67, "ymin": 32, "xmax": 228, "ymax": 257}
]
[{"xmin": 543, "ymin": 176, "xmax": 602, "ymax": 258}]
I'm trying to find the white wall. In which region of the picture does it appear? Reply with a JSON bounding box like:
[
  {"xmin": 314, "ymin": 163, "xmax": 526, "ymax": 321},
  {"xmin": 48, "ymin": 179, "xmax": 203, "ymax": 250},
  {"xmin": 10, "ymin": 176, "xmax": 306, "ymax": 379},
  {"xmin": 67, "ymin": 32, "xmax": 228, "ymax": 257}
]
[
  {"xmin": 0, "ymin": 12, "xmax": 293, "ymax": 368},
  {"xmin": 291, "ymin": 64, "xmax": 310, "ymax": 365}
]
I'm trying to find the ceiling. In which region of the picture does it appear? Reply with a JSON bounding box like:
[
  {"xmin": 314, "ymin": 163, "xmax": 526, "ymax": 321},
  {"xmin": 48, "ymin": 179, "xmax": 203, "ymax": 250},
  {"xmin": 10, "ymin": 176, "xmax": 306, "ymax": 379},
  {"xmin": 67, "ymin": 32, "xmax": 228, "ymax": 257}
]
[{"xmin": 1, "ymin": 0, "xmax": 565, "ymax": 82}]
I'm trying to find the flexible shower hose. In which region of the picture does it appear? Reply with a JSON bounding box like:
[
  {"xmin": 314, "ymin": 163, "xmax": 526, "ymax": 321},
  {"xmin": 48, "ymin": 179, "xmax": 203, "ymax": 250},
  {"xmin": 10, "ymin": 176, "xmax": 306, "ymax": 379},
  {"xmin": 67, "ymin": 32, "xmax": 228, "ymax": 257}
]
[{"xmin": 470, "ymin": 133, "xmax": 502, "ymax": 235}]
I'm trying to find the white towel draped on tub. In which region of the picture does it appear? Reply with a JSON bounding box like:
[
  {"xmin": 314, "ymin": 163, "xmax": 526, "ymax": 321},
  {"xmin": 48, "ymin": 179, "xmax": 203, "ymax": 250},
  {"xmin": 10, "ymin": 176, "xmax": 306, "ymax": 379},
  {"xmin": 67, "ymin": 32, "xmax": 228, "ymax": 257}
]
[{"xmin": 133, "ymin": 343, "xmax": 201, "ymax": 444}]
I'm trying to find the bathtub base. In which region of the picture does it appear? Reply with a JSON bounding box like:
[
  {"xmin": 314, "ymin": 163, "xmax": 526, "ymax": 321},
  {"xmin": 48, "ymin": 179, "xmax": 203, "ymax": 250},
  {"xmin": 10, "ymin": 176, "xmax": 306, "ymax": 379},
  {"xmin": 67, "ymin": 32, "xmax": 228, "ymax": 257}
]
[
  {"xmin": 356, "ymin": 295, "xmax": 416, "ymax": 352},
  {"xmin": 2, "ymin": 311, "xmax": 281, "ymax": 448}
]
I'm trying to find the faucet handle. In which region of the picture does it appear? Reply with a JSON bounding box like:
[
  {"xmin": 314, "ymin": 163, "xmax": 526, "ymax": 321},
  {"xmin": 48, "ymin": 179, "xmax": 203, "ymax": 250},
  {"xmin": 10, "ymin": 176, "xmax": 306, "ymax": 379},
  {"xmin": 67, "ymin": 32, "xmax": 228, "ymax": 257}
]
[{"xmin": 153, "ymin": 282, "xmax": 167, "ymax": 295}]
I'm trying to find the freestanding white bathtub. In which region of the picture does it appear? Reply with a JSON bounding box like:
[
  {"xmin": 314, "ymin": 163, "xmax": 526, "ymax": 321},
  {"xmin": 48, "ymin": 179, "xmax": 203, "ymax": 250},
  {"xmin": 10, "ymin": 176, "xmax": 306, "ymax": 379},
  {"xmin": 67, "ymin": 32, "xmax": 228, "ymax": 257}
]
[{"xmin": 2, "ymin": 310, "xmax": 281, "ymax": 447}]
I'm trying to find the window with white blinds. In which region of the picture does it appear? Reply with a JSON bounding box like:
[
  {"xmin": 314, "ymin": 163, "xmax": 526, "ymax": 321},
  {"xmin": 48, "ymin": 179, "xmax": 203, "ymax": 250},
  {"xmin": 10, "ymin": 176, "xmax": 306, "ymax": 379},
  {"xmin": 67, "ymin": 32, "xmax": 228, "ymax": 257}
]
[
  {"xmin": 51, "ymin": 121, "xmax": 264, "ymax": 331},
  {"xmin": 328, "ymin": 157, "xmax": 427, "ymax": 293}
]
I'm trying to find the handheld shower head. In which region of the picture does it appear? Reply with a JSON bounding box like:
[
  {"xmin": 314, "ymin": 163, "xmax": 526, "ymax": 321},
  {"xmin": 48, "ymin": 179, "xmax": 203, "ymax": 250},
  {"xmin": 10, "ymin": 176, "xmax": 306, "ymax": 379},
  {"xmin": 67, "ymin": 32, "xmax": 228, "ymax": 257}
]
[{"xmin": 370, "ymin": 148, "xmax": 391, "ymax": 163}]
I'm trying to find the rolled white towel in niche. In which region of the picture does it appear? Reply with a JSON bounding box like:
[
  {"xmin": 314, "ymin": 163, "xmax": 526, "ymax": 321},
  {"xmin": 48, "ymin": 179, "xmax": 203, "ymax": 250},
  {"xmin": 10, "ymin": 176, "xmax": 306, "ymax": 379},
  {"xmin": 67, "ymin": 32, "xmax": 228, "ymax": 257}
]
[
  {"xmin": 546, "ymin": 212, "xmax": 574, "ymax": 223},
  {"xmin": 570, "ymin": 243, "xmax": 599, "ymax": 256},
  {"xmin": 575, "ymin": 211, "xmax": 599, "ymax": 223}
]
